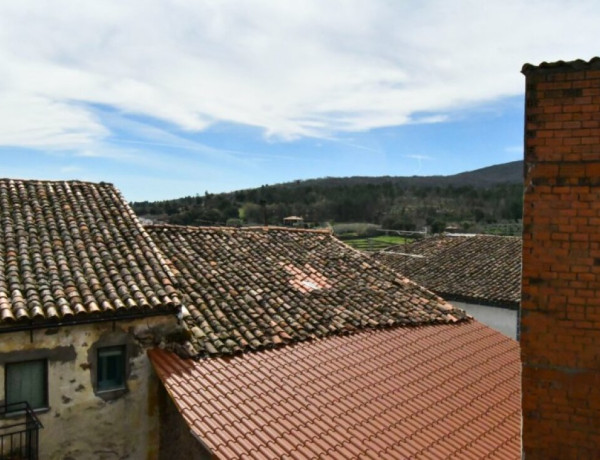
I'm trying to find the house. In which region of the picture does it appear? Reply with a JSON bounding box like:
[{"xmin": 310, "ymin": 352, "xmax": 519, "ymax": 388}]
[
  {"xmin": 0, "ymin": 179, "xmax": 182, "ymax": 459},
  {"xmin": 373, "ymin": 234, "xmax": 521, "ymax": 339},
  {"xmin": 282, "ymin": 215, "xmax": 304, "ymax": 227},
  {"xmin": 521, "ymin": 57, "xmax": 600, "ymax": 457},
  {"xmin": 0, "ymin": 181, "xmax": 521, "ymax": 459},
  {"xmin": 146, "ymin": 225, "xmax": 521, "ymax": 459}
]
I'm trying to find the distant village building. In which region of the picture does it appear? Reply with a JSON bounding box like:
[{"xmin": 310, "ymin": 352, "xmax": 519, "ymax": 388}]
[
  {"xmin": 138, "ymin": 216, "xmax": 155, "ymax": 225},
  {"xmin": 373, "ymin": 234, "xmax": 521, "ymax": 339},
  {"xmin": 282, "ymin": 215, "xmax": 304, "ymax": 226}
]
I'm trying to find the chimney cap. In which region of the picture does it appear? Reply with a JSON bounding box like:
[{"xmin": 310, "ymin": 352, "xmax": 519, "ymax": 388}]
[{"xmin": 522, "ymin": 57, "xmax": 600, "ymax": 75}]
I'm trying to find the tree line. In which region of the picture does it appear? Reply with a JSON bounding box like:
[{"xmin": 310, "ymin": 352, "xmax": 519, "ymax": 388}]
[{"xmin": 132, "ymin": 174, "xmax": 523, "ymax": 234}]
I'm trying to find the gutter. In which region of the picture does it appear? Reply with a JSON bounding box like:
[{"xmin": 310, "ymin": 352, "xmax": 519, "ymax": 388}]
[{"xmin": 0, "ymin": 309, "xmax": 176, "ymax": 335}]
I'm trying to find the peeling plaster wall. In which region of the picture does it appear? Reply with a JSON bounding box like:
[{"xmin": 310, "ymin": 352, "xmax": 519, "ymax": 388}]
[
  {"xmin": 450, "ymin": 301, "xmax": 518, "ymax": 340},
  {"xmin": 0, "ymin": 315, "xmax": 178, "ymax": 460}
]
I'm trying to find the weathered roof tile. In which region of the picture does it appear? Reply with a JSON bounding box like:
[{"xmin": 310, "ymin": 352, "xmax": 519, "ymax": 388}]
[
  {"xmin": 373, "ymin": 234, "xmax": 521, "ymax": 307},
  {"xmin": 146, "ymin": 225, "xmax": 468, "ymax": 357},
  {"xmin": 0, "ymin": 179, "xmax": 180, "ymax": 324}
]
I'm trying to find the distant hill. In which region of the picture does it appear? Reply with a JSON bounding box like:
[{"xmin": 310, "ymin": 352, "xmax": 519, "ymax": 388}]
[
  {"xmin": 132, "ymin": 160, "xmax": 524, "ymax": 233},
  {"xmin": 444, "ymin": 160, "xmax": 522, "ymax": 187},
  {"xmin": 274, "ymin": 160, "xmax": 523, "ymax": 190}
]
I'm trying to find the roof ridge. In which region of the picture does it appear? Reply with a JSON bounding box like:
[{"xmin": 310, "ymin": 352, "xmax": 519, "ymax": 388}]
[
  {"xmin": 146, "ymin": 223, "xmax": 333, "ymax": 235},
  {"xmin": 0, "ymin": 178, "xmax": 116, "ymax": 187}
]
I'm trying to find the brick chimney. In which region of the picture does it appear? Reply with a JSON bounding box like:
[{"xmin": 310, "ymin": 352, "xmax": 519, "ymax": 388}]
[{"xmin": 521, "ymin": 58, "xmax": 600, "ymax": 458}]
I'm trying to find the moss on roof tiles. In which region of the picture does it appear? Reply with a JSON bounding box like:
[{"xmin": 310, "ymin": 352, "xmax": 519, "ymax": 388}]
[
  {"xmin": 0, "ymin": 179, "xmax": 180, "ymax": 325},
  {"xmin": 146, "ymin": 225, "xmax": 469, "ymax": 357},
  {"xmin": 373, "ymin": 234, "xmax": 521, "ymax": 307}
]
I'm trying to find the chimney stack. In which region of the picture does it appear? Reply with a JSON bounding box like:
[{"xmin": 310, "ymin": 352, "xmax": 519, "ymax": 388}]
[{"xmin": 521, "ymin": 58, "xmax": 600, "ymax": 458}]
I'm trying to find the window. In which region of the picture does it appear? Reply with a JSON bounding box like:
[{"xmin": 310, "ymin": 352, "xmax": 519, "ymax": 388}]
[
  {"xmin": 5, "ymin": 360, "xmax": 47, "ymax": 410},
  {"xmin": 97, "ymin": 346, "xmax": 126, "ymax": 392}
]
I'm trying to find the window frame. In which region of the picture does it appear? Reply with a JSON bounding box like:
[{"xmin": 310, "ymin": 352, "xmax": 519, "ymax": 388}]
[
  {"xmin": 96, "ymin": 345, "xmax": 127, "ymax": 393},
  {"xmin": 5, "ymin": 359, "xmax": 48, "ymax": 412}
]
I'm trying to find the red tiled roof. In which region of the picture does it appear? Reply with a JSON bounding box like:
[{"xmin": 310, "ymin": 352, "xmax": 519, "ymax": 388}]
[
  {"xmin": 146, "ymin": 225, "xmax": 469, "ymax": 357},
  {"xmin": 373, "ymin": 235, "xmax": 521, "ymax": 307},
  {"xmin": 0, "ymin": 179, "xmax": 180, "ymax": 324},
  {"xmin": 150, "ymin": 320, "xmax": 521, "ymax": 459}
]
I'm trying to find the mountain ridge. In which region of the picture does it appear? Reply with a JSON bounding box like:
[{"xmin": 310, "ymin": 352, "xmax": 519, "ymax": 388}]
[
  {"xmin": 132, "ymin": 160, "xmax": 524, "ymax": 232},
  {"xmin": 255, "ymin": 160, "xmax": 523, "ymax": 190}
]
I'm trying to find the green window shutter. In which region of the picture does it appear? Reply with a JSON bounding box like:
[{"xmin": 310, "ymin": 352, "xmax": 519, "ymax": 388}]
[
  {"xmin": 97, "ymin": 346, "xmax": 126, "ymax": 391},
  {"xmin": 6, "ymin": 360, "xmax": 46, "ymax": 409}
]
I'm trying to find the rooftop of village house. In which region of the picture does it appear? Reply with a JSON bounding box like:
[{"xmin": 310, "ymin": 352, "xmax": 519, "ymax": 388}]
[
  {"xmin": 151, "ymin": 318, "xmax": 520, "ymax": 458},
  {"xmin": 372, "ymin": 234, "xmax": 521, "ymax": 308},
  {"xmin": 146, "ymin": 224, "xmax": 469, "ymax": 357},
  {"xmin": 0, "ymin": 178, "xmax": 180, "ymax": 325}
]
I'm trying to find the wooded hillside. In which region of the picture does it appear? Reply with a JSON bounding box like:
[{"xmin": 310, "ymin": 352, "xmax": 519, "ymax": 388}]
[{"xmin": 132, "ymin": 160, "xmax": 523, "ymax": 233}]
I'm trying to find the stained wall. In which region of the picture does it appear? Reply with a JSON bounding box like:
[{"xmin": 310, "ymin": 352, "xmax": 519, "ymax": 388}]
[{"xmin": 0, "ymin": 315, "xmax": 178, "ymax": 460}]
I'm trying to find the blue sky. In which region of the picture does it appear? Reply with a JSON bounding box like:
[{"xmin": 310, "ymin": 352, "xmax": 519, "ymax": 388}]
[{"xmin": 0, "ymin": 1, "xmax": 598, "ymax": 201}]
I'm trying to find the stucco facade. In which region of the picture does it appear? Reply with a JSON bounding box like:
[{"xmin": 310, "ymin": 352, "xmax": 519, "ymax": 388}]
[{"xmin": 0, "ymin": 314, "xmax": 178, "ymax": 460}]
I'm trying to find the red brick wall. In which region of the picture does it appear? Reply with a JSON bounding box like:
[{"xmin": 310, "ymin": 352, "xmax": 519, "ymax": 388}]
[{"xmin": 522, "ymin": 59, "xmax": 600, "ymax": 459}]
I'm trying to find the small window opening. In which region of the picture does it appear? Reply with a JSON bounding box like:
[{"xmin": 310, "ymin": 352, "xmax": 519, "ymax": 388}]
[{"xmin": 97, "ymin": 346, "xmax": 126, "ymax": 392}]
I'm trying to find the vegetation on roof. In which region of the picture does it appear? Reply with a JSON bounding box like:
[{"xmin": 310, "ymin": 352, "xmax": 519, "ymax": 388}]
[{"xmin": 147, "ymin": 225, "xmax": 469, "ymax": 357}]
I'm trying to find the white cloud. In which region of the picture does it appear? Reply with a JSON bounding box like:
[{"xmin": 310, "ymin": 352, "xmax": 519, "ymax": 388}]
[
  {"xmin": 404, "ymin": 155, "xmax": 433, "ymax": 161},
  {"xmin": 60, "ymin": 165, "xmax": 82, "ymax": 173},
  {"xmin": 505, "ymin": 146, "xmax": 523, "ymax": 154},
  {"xmin": 0, "ymin": 0, "xmax": 599, "ymax": 147}
]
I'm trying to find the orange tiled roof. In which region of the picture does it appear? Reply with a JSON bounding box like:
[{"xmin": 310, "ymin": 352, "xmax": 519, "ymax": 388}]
[
  {"xmin": 373, "ymin": 235, "xmax": 521, "ymax": 307},
  {"xmin": 146, "ymin": 225, "xmax": 468, "ymax": 357},
  {"xmin": 0, "ymin": 179, "xmax": 180, "ymax": 324},
  {"xmin": 150, "ymin": 320, "xmax": 521, "ymax": 459}
]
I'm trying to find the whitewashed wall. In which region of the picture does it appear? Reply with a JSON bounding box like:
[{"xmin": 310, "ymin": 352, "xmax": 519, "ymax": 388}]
[{"xmin": 450, "ymin": 301, "xmax": 518, "ymax": 340}]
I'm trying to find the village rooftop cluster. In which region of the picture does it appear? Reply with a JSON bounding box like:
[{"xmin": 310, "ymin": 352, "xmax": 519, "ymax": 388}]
[{"xmin": 0, "ymin": 57, "xmax": 598, "ymax": 459}]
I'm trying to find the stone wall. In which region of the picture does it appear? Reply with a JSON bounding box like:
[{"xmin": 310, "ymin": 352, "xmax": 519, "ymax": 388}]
[
  {"xmin": 0, "ymin": 315, "xmax": 178, "ymax": 460},
  {"xmin": 521, "ymin": 59, "xmax": 600, "ymax": 458}
]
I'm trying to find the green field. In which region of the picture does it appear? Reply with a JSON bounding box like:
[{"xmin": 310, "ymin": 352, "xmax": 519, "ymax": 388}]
[{"xmin": 341, "ymin": 235, "xmax": 411, "ymax": 252}]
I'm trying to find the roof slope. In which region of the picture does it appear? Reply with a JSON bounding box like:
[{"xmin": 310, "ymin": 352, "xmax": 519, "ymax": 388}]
[
  {"xmin": 150, "ymin": 320, "xmax": 521, "ymax": 459},
  {"xmin": 146, "ymin": 225, "xmax": 468, "ymax": 357},
  {"xmin": 0, "ymin": 179, "xmax": 180, "ymax": 324},
  {"xmin": 373, "ymin": 235, "xmax": 521, "ymax": 307}
]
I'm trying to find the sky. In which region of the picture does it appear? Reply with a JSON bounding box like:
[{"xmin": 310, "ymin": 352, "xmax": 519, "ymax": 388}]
[{"xmin": 0, "ymin": 0, "xmax": 599, "ymax": 202}]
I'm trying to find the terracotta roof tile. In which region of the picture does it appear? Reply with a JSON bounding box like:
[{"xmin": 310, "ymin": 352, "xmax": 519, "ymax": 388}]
[
  {"xmin": 146, "ymin": 225, "xmax": 467, "ymax": 357},
  {"xmin": 150, "ymin": 320, "xmax": 521, "ymax": 459},
  {"xmin": 0, "ymin": 179, "xmax": 179, "ymax": 324},
  {"xmin": 373, "ymin": 234, "xmax": 521, "ymax": 307}
]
